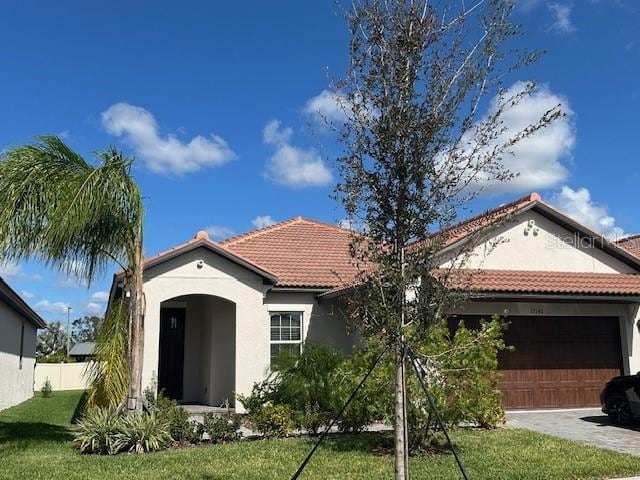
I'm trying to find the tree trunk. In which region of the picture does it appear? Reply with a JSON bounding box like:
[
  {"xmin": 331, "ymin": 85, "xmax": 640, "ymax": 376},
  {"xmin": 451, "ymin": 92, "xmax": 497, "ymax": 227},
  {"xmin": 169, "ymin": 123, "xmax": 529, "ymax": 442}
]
[
  {"xmin": 127, "ymin": 236, "xmax": 145, "ymax": 412},
  {"xmin": 394, "ymin": 344, "xmax": 409, "ymax": 480}
]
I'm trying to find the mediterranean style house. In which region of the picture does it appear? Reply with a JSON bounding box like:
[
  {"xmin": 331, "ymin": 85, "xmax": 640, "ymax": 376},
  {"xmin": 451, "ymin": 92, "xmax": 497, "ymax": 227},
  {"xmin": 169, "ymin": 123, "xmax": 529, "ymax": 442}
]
[
  {"xmin": 0, "ymin": 276, "xmax": 46, "ymax": 410},
  {"xmin": 107, "ymin": 192, "xmax": 640, "ymax": 411}
]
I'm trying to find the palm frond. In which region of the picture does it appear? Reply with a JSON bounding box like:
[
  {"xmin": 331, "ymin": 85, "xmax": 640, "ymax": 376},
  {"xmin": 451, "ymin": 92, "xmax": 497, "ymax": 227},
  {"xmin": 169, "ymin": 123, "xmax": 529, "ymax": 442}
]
[
  {"xmin": 0, "ymin": 136, "xmax": 143, "ymax": 283},
  {"xmin": 86, "ymin": 298, "xmax": 129, "ymax": 408}
]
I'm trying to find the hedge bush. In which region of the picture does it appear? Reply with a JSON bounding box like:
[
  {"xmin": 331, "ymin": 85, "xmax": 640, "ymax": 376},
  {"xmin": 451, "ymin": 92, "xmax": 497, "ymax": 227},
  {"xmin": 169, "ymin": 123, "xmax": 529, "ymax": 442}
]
[
  {"xmin": 251, "ymin": 404, "xmax": 294, "ymax": 438},
  {"xmin": 202, "ymin": 412, "xmax": 242, "ymax": 443}
]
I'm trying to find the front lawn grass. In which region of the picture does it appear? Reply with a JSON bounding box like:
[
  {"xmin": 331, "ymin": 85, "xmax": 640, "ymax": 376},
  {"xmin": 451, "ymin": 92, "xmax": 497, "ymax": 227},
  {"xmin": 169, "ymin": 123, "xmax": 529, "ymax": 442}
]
[{"xmin": 2, "ymin": 391, "xmax": 640, "ymax": 480}]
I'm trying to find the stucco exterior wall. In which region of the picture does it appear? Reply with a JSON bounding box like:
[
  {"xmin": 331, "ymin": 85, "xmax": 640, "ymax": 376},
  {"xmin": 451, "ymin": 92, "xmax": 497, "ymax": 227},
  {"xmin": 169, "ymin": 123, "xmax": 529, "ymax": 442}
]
[
  {"xmin": 443, "ymin": 210, "xmax": 635, "ymax": 273},
  {"xmin": 0, "ymin": 300, "xmax": 37, "ymax": 411},
  {"xmin": 140, "ymin": 247, "xmax": 354, "ymax": 411},
  {"xmin": 177, "ymin": 295, "xmax": 235, "ymax": 406},
  {"xmin": 265, "ymin": 292, "xmax": 355, "ymax": 353},
  {"xmin": 142, "ymin": 248, "xmax": 268, "ymax": 411}
]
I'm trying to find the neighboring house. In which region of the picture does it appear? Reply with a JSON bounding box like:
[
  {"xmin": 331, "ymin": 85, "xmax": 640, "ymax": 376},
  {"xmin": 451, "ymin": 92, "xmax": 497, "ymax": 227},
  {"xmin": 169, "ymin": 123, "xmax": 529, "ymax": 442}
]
[
  {"xmin": 0, "ymin": 277, "xmax": 46, "ymax": 410},
  {"xmin": 107, "ymin": 192, "xmax": 640, "ymax": 411},
  {"xmin": 68, "ymin": 342, "xmax": 96, "ymax": 362}
]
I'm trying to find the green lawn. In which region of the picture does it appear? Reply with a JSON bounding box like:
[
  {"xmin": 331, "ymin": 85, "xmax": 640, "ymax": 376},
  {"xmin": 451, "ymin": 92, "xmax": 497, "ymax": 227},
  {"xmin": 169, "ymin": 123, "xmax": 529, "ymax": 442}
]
[{"xmin": 2, "ymin": 391, "xmax": 640, "ymax": 480}]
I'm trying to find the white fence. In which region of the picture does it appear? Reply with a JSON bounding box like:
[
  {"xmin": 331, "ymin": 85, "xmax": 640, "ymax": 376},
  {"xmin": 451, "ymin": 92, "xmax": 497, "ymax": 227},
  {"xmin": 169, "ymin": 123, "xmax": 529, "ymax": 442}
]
[{"xmin": 34, "ymin": 362, "xmax": 93, "ymax": 391}]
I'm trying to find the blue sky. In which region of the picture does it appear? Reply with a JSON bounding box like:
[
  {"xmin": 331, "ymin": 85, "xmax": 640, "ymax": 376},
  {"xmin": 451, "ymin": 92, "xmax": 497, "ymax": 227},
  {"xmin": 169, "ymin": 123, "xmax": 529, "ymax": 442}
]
[{"xmin": 0, "ymin": 0, "xmax": 638, "ymax": 323}]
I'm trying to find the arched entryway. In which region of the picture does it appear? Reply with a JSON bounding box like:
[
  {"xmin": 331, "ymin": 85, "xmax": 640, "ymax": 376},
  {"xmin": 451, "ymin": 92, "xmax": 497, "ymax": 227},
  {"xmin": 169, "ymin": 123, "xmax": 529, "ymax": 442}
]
[{"xmin": 158, "ymin": 294, "xmax": 236, "ymax": 407}]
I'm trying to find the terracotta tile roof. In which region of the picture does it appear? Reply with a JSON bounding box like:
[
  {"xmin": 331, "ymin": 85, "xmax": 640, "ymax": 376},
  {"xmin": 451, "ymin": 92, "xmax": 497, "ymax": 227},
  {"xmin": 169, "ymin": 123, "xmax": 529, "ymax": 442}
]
[
  {"xmin": 441, "ymin": 269, "xmax": 640, "ymax": 296},
  {"xmin": 221, "ymin": 217, "xmax": 359, "ymax": 288},
  {"xmin": 128, "ymin": 192, "xmax": 640, "ymax": 295},
  {"xmin": 617, "ymin": 235, "xmax": 640, "ymax": 259}
]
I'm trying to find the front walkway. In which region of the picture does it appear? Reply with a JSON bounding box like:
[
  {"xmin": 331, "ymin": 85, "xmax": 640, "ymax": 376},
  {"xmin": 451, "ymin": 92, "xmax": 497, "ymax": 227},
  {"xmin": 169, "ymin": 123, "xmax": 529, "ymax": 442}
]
[{"xmin": 506, "ymin": 408, "xmax": 640, "ymax": 457}]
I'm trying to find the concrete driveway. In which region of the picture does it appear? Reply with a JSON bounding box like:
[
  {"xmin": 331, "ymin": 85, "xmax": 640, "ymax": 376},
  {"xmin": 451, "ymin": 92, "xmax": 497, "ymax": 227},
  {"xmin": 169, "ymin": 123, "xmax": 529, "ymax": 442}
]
[{"xmin": 506, "ymin": 408, "xmax": 640, "ymax": 457}]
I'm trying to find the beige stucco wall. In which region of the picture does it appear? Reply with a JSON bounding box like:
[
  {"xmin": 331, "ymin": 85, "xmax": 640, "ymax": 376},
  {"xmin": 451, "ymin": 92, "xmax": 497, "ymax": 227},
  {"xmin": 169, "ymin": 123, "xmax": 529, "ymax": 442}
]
[
  {"xmin": 0, "ymin": 301, "xmax": 37, "ymax": 411},
  {"xmin": 141, "ymin": 247, "xmax": 351, "ymax": 412},
  {"xmin": 178, "ymin": 295, "xmax": 235, "ymax": 406},
  {"xmin": 265, "ymin": 292, "xmax": 356, "ymax": 353},
  {"xmin": 443, "ymin": 210, "xmax": 636, "ymax": 273}
]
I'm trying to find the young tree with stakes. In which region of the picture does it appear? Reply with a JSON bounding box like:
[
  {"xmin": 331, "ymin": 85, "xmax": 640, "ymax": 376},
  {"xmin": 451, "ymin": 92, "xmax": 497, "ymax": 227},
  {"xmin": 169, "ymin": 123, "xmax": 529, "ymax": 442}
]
[
  {"xmin": 332, "ymin": 1, "xmax": 562, "ymax": 478},
  {"xmin": 0, "ymin": 137, "xmax": 146, "ymax": 412}
]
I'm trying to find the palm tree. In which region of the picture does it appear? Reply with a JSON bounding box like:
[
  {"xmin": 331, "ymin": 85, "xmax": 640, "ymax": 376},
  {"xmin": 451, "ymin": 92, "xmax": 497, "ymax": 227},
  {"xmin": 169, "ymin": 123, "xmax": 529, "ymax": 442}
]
[{"xmin": 0, "ymin": 136, "xmax": 146, "ymax": 411}]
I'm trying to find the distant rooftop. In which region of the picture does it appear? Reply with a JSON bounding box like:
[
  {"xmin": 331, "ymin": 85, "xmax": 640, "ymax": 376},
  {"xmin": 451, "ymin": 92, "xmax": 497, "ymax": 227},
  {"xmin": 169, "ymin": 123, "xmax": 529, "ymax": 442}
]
[{"xmin": 69, "ymin": 342, "xmax": 95, "ymax": 357}]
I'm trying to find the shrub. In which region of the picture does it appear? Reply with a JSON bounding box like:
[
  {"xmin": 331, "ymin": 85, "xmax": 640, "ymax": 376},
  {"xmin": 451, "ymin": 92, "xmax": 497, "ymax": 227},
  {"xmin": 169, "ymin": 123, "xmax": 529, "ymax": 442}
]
[
  {"xmin": 151, "ymin": 392, "xmax": 198, "ymax": 443},
  {"xmin": 329, "ymin": 346, "xmax": 390, "ymax": 433},
  {"xmin": 41, "ymin": 378, "xmax": 52, "ymax": 398},
  {"xmin": 113, "ymin": 412, "xmax": 172, "ymax": 453},
  {"xmin": 37, "ymin": 352, "xmax": 76, "ymax": 363},
  {"xmin": 74, "ymin": 407, "xmax": 122, "ymax": 455},
  {"xmin": 295, "ymin": 402, "xmax": 328, "ymax": 435},
  {"xmin": 252, "ymin": 404, "xmax": 294, "ymax": 439},
  {"xmin": 237, "ymin": 378, "xmax": 276, "ymax": 417},
  {"xmin": 202, "ymin": 413, "xmax": 242, "ymax": 443},
  {"xmin": 271, "ymin": 343, "xmax": 344, "ymax": 414},
  {"xmin": 420, "ymin": 316, "xmax": 508, "ymax": 429}
]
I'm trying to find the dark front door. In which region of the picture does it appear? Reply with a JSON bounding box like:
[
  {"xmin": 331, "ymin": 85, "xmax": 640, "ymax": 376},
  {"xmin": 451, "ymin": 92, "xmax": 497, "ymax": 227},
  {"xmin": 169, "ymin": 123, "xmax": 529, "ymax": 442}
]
[{"xmin": 158, "ymin": 307, "xmax": 186, "ymax": 400}]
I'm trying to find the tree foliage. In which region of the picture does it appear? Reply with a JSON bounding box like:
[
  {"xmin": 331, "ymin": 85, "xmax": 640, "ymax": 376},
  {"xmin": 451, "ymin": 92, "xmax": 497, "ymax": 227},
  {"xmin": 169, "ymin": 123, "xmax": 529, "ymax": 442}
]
[
  {"xmin": 86, "ymin": 298, "xmax": 129, "ymax": 408},
  {"xmin": 0, "ymin": 136, "xmax": 146, "ymax": 411},
  {"xmin": 72, "ymin": 316, "xmax": 103, "ymax": 343},
  {"xmin": 0, "ymin": 136, "xmax": 142, "ymax": 282},
  {"xmin": 335, "ymin": 0, "xmax": 562, "ymax": 340},
  {"xmin": 37, "ymin": 321, "xmax": 69, "ymax": 358},
  {"xmin": 331, "ymin": 1, "xmax": 562, "ymax": 471}
]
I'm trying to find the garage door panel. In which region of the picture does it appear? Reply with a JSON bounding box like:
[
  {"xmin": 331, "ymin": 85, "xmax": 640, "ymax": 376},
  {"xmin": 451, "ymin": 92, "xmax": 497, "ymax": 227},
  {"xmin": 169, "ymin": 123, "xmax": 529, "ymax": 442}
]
[{"xmin": 455, "ymin": 315, "xmax": 623, "ymax": 409}]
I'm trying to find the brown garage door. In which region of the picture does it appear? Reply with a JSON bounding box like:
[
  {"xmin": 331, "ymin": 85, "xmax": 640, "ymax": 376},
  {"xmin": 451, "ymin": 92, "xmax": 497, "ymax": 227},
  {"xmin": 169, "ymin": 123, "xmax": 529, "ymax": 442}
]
[{"xmin": 497, "ymin": 316, "xmax": 623, "ymax": 409}]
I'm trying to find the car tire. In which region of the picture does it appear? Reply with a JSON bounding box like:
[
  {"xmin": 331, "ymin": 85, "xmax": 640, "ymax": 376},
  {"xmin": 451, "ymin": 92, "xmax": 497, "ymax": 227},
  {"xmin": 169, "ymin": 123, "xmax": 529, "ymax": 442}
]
[{"xmin": 606, "ymin": 393, "xmax": 633, "ymax": 425}]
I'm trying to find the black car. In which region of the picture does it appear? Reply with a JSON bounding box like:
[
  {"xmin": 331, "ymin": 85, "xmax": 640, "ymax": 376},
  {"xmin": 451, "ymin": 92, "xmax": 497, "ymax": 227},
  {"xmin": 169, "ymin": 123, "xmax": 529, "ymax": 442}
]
[{"xmin": 600, "ymin": 373, "xmax": 640, "ymax": 425}]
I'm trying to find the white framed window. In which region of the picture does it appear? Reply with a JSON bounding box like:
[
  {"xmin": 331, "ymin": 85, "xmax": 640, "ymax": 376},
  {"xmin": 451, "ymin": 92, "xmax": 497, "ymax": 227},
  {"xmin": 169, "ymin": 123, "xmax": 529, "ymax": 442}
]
[{"xmin": 269, "ymin": 312, "xmax": 302, "ymax": 365}]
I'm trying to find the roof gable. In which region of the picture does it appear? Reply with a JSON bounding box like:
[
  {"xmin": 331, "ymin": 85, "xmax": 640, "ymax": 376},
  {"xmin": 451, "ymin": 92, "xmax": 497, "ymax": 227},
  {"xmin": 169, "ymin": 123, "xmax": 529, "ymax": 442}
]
[
  {"xmin": 0, "ymin": 276, "xmax": 46, "ymax": 328},
  {"xmin": 437, "ymin": 193, "xmax": 640, "ymax": 273},
  {"xmin": 131, "ymin": 232, "xmax": 278, "ymax": 284}
]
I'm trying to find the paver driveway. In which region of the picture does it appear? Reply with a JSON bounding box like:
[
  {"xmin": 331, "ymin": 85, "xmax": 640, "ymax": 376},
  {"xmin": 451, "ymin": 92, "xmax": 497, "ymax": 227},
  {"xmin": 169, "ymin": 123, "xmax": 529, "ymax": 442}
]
[{"xmin": 506, "ymin": 408, "xmax": 640, "ymax": 457}]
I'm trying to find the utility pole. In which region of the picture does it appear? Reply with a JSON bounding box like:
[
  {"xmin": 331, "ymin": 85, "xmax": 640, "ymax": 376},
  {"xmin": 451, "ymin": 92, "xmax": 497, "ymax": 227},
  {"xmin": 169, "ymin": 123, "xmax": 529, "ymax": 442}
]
[{"xmin": 66, "ymin": 305, "xmax": 72, "ymax": 357}]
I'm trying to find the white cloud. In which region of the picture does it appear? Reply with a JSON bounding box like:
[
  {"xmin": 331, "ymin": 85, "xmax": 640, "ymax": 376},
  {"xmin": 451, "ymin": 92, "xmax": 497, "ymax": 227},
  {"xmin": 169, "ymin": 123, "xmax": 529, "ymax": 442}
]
[
  {"xmin": 263, "ymin": 120, "xmax": 333, "ymax": 188},
  {"xmin": 20, "ymin": 290, "xmax": 35, "ymax": 299},
  {"xmin": 303, "ymin": 90, "xmax": 349, "ymax": 123},
  {"xmin": 470, "ymin": 81, "xmax": 575, "ymax": 195},
  {"xmin": 0, "ymin": 261, "xmax": 22, "ymax": 278},
  {"xmin": 83, "ymin": 291, "xmax": 109, "ymax": 315},
  {"xmin": 91, "ymin": 291, "xmax": 109, "ymax": 303},
  {"xmin": 86, "ymin": 302, "xmax": 105, "ymax": 315},
  {"xmin": 36, "ymin": 300, "xmax": 70, "ymax": 315},
  {"xmin": 204, "ymin": 225, "xmax": 235, "ymax": 241},
  {"xmin": 553, "ymin": 186, "xmax": 624, "ymax": 239},
  {"xmin": 548, "ymin": 3, "xmax": 576, "ymax": 34},
  {"xmin": 518, "ymin": 0, "xmax": 544, "ymax": 11},
  {"xmin": 102, "ymin": 103, "xmax": 236, "ymax": 175},
  {"xmin": 252, "ymin": 215, "xmax": 276, "ymax": 229},
  {"xmin": 0, "ymin": 261, "xmax": 43, "ymax": 281},
  {"xmin": 56, "ymin": 259, "xmax": 89, "ymax": 288}
]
